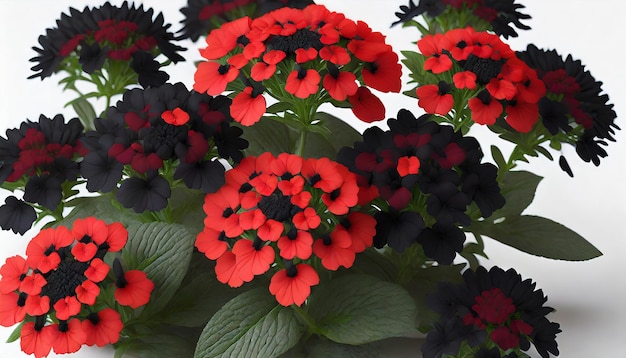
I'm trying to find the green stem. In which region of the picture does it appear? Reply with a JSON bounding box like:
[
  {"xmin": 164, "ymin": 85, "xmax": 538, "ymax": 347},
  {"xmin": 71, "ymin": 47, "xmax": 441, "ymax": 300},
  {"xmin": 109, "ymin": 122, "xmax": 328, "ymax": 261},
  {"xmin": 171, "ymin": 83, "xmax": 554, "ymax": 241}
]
[
  {"xmin": 291, "ymin": 304, "xmax": 321, "ymax": 336},
  {"xmin": 295, "ymin": 128, "xmax": 307, "ymax": 157}
]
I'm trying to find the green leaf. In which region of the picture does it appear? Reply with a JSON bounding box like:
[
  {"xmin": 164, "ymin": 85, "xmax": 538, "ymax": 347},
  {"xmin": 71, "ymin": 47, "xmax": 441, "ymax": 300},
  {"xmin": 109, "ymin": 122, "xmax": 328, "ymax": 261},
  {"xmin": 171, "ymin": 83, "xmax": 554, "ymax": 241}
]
[
  {"xmin": 237, "ymin": 118, "xmax": 293, "ymax": 156},
  {"xmin": 68, "ymin": 96, "xmax": 98, "ymax": 131},
  {"xmin": 158, "ymin": 253, "xmax": 257, "ymax": 328},
  {"xmin": 338, "ymin": 248, "xmax": 399, "ymax": 282},
  {"xmin": 471, "ymin": 215, "xmax": 602, "ymax": 261},
  {"xmin": 168, "ymin": 186, "xmax": 207, "ymax": 235},
  {"xmin": 194, "ymin": 288, "xmax": 303, "ymax": 358},
  {"xmin": 306, "ymin": 338, "xmax": 383, "ymax": 357},
  {"xmin": 114, "ymin": 327, "xmax": 200, "ymax": 358},
  {"xmin": 490, "ymin": 145, "xmax": 507, "ymax": 173},
  {"xmin": 125, "ymin": 222, "xmax": 196, "ymax": 314},
  {"xmin": 491, "ymin": 170, "xmax": 543, "ymax": 218},
  {"xmin": 308, "ymin": 274, "xmax": 418, "ymax": 345},
  {"xmin": 57, "ymin": 194, "xmax": 142, "ymax": 227},
  {"xmin": 5, "ymin": 321, "xmax": 25, "ymax": 343}
]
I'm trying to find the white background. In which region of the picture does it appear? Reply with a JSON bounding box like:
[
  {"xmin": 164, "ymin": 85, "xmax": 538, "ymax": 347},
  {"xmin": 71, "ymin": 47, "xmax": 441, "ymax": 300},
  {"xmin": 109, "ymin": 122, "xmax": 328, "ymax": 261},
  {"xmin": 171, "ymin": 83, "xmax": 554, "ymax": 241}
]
[{"xmin": 1, "ymin": 1, "xmax": 625, "ymax": 357}]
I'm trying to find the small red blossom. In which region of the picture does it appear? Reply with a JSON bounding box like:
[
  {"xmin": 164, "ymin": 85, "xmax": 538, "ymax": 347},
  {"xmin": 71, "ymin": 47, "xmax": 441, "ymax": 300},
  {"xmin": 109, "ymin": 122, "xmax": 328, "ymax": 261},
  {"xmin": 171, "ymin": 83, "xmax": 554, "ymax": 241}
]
[
  {"xmin": 348, "ymin": 86, "xmax": 386, "ymax": 123},
  {"xmin": 468, "ymin": 93, "xmax": 503, "ymax": 125},
  {"xmin": 285, "ymin": 68, "xmax": 321, "ymax": 98},
  {"xmin": 453, "ymin": 71, "xmax": 477, "ymax": 90},
  {"xmin": 82, "ymin": 308, "xmax": 124, "ymax": 347},
  {"xmin": 231, "ymin": 239, "xmax": 275, "ymax": 282},
  {"xmin": 362, "ymin": 50, "xmax": 402, "ymax": 92},
  {"xmin": 323, "ymin": 71, "xmax": 358, "ymax": 101},
  {"xmin": 51, "ymin": 319, "xmax": 87, "ymax": 355},
  {"xmin": 269, "ymin": 263, "xmax": 320, "ymax": 306},
  {"xmin": 193, "ymin": 61, "xmax": 240, "ymax": 96},
  {"xmin": 416, "ymin": 82, "xmax": 454, "ymax": 115},
  {"xmin": 196, "ymin": 227, "xmax": 229, "ymax": 260},
  {"xmin": 114, "ymin": 270, "xmax": 154, "ymax": 309},
  {"xmin": 313, "ymin": 228, "xmax": 356, "ymax": 270},
  {"xmin": 161, "ymin": 107, "xmax": 190, "ymax": 126},
  {"xmin": 396, "ymin": 156, "xmax": 421, "ymax": 177},
  {"xmin": 230, "ymin": 86, "xmax": 267, "ymax": 126},
  {"xmin": 278, "ymin": 230, "xmax": 314, "ymax": 260},
  {"xmin": 20, "ymin": 322, "xmax": 56, "ymax": 358}
]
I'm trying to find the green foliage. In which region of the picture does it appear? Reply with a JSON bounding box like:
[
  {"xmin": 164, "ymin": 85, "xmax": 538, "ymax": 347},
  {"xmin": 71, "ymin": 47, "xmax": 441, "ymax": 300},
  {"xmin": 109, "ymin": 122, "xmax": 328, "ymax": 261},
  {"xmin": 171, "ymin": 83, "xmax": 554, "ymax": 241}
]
[
  {"xmin": 194, "ymin": 288, "xmax": 303, "ymax": 358},
  {"xmin": 124, "ymin": 222, "xmax": 196, "ymax": 315},
  {"xmin": 308, "ymin": 274, "xmax": 418, "ymax": 345},
  {"xmin": 470, "ymin": 171, "xmax": 602, "ymax": 260}
]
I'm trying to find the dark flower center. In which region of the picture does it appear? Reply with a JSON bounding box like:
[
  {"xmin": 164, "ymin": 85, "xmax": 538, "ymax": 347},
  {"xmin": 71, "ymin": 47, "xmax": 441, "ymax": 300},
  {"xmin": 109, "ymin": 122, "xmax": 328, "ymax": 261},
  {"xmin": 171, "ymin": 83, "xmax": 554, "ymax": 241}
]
[
  {"xmin": 142, "ymin": 123, "xmax": 187, "ymax": 159},
  {"xmin": 258, "ymin": 190, "xmax": 298, "ymax": 222},
  {"xmin": 472, "ymin": 287, "xmax": 516, "ymax": 325},
  {"xmin": 437, "ymin": 81, "xmax": 452, "ymax": 95},
  {"xmin": 267, "ymin": 28, "xmax": 323, "ymax": 55},
  {"xmin": 462, "ymin": 54, "xmax": 504, "ymax": 85},
  {"xmin": 40, "ymin": 259, "xmax": 89, "ymax": 304}
]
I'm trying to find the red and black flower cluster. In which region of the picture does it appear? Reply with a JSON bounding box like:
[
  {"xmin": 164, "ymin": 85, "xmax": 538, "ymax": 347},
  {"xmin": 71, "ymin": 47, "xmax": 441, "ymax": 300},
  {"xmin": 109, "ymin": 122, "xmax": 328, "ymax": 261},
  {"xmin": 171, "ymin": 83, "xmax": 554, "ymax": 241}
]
[
  {"xmin": 517, "ymin": 44, "xmax": 619, "ymax": 176},
  {"xmin": 80, "ymin": 82, "xmax": 248, "ymax": 213},
  {"xmin": 0, "ymin": 114, "xmax": 85, "ymax": 235},
  {"xmin": 178, "ymin": 0, "xmax": 315, "ymax": 42},
  {"xmin": 196, "ymin": 152, "xmax": 376, "ymax": 306},
  {"xmin": 29, "ymin": 1, "xmax": 185, "ymax": 88},
  {"xmin": 193, "ymin": 4, "xmax": 402, "ymax": 126},
  {"xmin": 337, "ymin": 109, "xmax": 504, "ymax": 264},
  {"xmin": 393, "ymin": 0, "xmax": 531, "ymax": 39},
  {"xmin": 422, "ymin": 266, "xmax": 560, "ymax": 358},
  {"xmin": 0, "ymin": 217, "xmax": 154, "ymax": 358},
  {"xmin": 415, "ymin": 27, "xmax": 546, "ymax": 133}
]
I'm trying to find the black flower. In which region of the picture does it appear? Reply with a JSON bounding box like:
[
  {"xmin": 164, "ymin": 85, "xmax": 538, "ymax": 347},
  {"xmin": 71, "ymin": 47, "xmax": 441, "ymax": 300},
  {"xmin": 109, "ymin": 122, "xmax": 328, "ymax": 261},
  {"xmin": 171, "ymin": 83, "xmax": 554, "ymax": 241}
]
[
  {"xmin": 0, "ymin": 196, "xmax": 37, "ymax": 235},
  {"xmin": 116, "ymin": 173, "xmax": 171, "ymax": 213}
]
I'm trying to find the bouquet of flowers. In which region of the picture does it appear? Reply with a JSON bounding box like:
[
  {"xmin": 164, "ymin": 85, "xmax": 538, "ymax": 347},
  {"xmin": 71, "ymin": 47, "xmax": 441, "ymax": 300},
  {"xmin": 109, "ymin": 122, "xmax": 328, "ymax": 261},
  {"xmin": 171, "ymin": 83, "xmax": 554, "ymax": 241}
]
[{"xmin": 0, "ymin": 0, "xmax": 618, "ymax": 357}]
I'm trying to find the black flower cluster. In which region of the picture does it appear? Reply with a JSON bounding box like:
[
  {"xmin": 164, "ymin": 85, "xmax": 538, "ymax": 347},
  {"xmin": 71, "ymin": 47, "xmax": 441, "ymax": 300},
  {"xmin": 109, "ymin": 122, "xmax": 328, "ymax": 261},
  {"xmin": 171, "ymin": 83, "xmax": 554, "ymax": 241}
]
[
  {"xmin": 80, "ymin": 82, "xmax": 248, "ymax": 213},
  {"xmin": 29, "ymin": 1, "xmax": 185, "ymax": 87},
  {"xmin": 178, "ymin": 0, "xmax": 315, "ymax": 42},
  {"xmin": 0, "ymin": 115, "xmax": 85, "ymax": 234},
  {"xmin": 392, "ymin": 0, "xmax": 531, "ymax": 38},
  {"xmin": 423, "ymin": 266, "xmax": 561, "ymax": 358},
  {"xmin": 517, "ymin": 44, "xmax": 619, "ymax": 176},
  {"xmin": 337, "ymin": 109, "xmax": 504, "ymax": 264}
]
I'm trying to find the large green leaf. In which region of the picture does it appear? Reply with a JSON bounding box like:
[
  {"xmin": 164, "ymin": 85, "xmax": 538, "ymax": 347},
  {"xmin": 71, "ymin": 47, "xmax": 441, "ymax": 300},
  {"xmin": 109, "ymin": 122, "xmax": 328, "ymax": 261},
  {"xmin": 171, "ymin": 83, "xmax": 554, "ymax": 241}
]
[
  {"xmin": 194, "ymin": 287, "xmax": 303, "ymax": 358},
  {"xmin": 305, "ymin": 338, "xmax": 382, "ymax": 358},
  {"xmin": 302, "ymin": 111, "xmax": 363, "ymax": 159},
  {"xmin": 114, "ymin": 327, "xmax": 200, "ymax": 358},
  {"xmin": 308, "ymin": 274, "xmax": 418, "ymax": 345},
  {"xmin": 236, "ymin": 118, "xmax": 294, "ymax": 156},
  {"xmin": 158, "ymin": 253, "xmax": 259, "ymax": 328},
  {"xmin": 471, "ymin": 214, "xmax": 602, "ymax": 261},
  {"xmin": 125, "ymin": 221, "xmax": 196, "ymax": 314},
  {"xmin": 490, "ymin": 170, "xmax": 543, "ymax": 218},
  {"xmin": 59, "ymin": 194, "xmax": 142, "ymax": 227}
]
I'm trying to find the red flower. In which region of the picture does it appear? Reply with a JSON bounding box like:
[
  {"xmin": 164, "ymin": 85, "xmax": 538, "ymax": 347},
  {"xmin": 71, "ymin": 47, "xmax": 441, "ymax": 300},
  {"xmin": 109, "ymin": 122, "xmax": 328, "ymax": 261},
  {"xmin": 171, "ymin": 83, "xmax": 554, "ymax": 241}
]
[
  {"xmin": 285, "ymin": 68, "xmax": 321, "ymax": 98},
  {"xmin": 75, "ymin": 280, "xmax": 100, "ymax": 306},
  {"xmin": 292, "ymin": 207, "xmax": 321, "ymax": 231},
  {"xmin": 104, "ymin": 221, "xmax": 128, "ymax": 252},
  {"xmin": 453, "ymin": 71, "xmax": 477, "ymax": 90},
  {"xmin": 0, "ymin": 255, "xmax": 29, "ymax": 294},
  {"xmin": 269, "ymin": 263, "xmax": 320, "ymax": 306},
  {"xmin": 362, "ymin": 50, "xmax": 402, "ymax": 93},
  {"xmin": 53, "ymin": 296, "xmax": 81, "ymax": 320},
  {"xmin": 84, "ymin": 258, "xmax": 110, "ymax": 283},
  {"xmin": 25, "ymin": 226, "xmax": 74, "ymax": 274},
  {"xmin": 230, "ymin": 86, "xmax": 267, "ymax": 126},
  {"xmin": 505, "ymin": 100, "xmax": 539, "ymax": 133},
  {"xmin": 342, "ymin": 212, "xmax": 376, "ymax": 253},
  {"xmin": 203, "ymin": 186, "xmax": 243, "ymax": 238},
  {"xmin": 199, "ymin": 16, "xmax": 252, "ymax": 60},
  {"xmin": 81, "ymin": 308, "xmax": 124, "ymax": 347},
  {"xmin": 323, "ymin": 71, "xmax": 358, "ymax": 101},
  {"xmin": 231, "ymin": 239, "xmax": 275, "ymax": 282},
  {"xmin": 486, "ymin": 78, "xmax": 517, "ymax": 100},
  {"xmin": 396, "ymin": 156, "xmax": 421, "ymax": 177},
  {"xmin": 114, "ymin": 269, "xmax": 154, "ymax": 309},
  {"xmin": 321, "ymin": 169, "xmax": 359, "ymax": 215},
  {"xmin": 277, "ymin": 230, "xmax": 313, "ymax": 260},
  {"xmin": 347, "ymin": 87, "xmax": 386, "ymax": 123},
  {"xmin": 416, "ymin": 82, "xmax": 454, "ymax": 115},
  {"xmin": 215, "ymin": 251, "xmax": 244, "ymax": 288},
  {"xmin": 196, "ymin": 227, "xmax": 229, "ymax": 260},
  {"xmin": 193, "ymin": 61, "xmax": 239, "ymax": 96},
  {"xmin": 20, "ymin": 321, "xmax": 56, "ymax": 358},
  {"xmin": 468, "ymin": 92, "xmax": 503, "ymax": 125},
  {"xmin": 161, "ymin": 107, "xmax": 190, "ymax": 126},
  {"xmin": 51, "ymin": 319, "xmax": 87, "ymax": 355},
  {"xmin": 313, "ymin": 228, "xmax": 356, "ymax": 270},
  {"xmin": 319, "ymin": 45, "xmax": 351, "ymax": 65},
  {"xmin": 0, "ymin": 292, "xmax": 28, "ymax": 327},
  {"xmin": 301, "ymin": 157, "xmax": 344, "ymax": 193}
]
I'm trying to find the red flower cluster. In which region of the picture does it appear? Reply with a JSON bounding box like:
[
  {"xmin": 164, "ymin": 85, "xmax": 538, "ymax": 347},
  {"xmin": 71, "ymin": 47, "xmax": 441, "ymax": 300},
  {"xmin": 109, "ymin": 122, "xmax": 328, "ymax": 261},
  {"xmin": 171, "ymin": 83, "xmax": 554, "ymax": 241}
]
[
  {"xmin": 0, "ymin": 217, "xmax": 154, "ymax": 358},
  {"xmin": 416, "ymin": 27, "xmax": 545, "ymax": 132},
  {"xmin": 193, "ymin": 4, "xmax": 402, "ymax": 125},
  {"xmin": 196, "ymin": 152, "xmax": 376, "ymax": 306}
]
